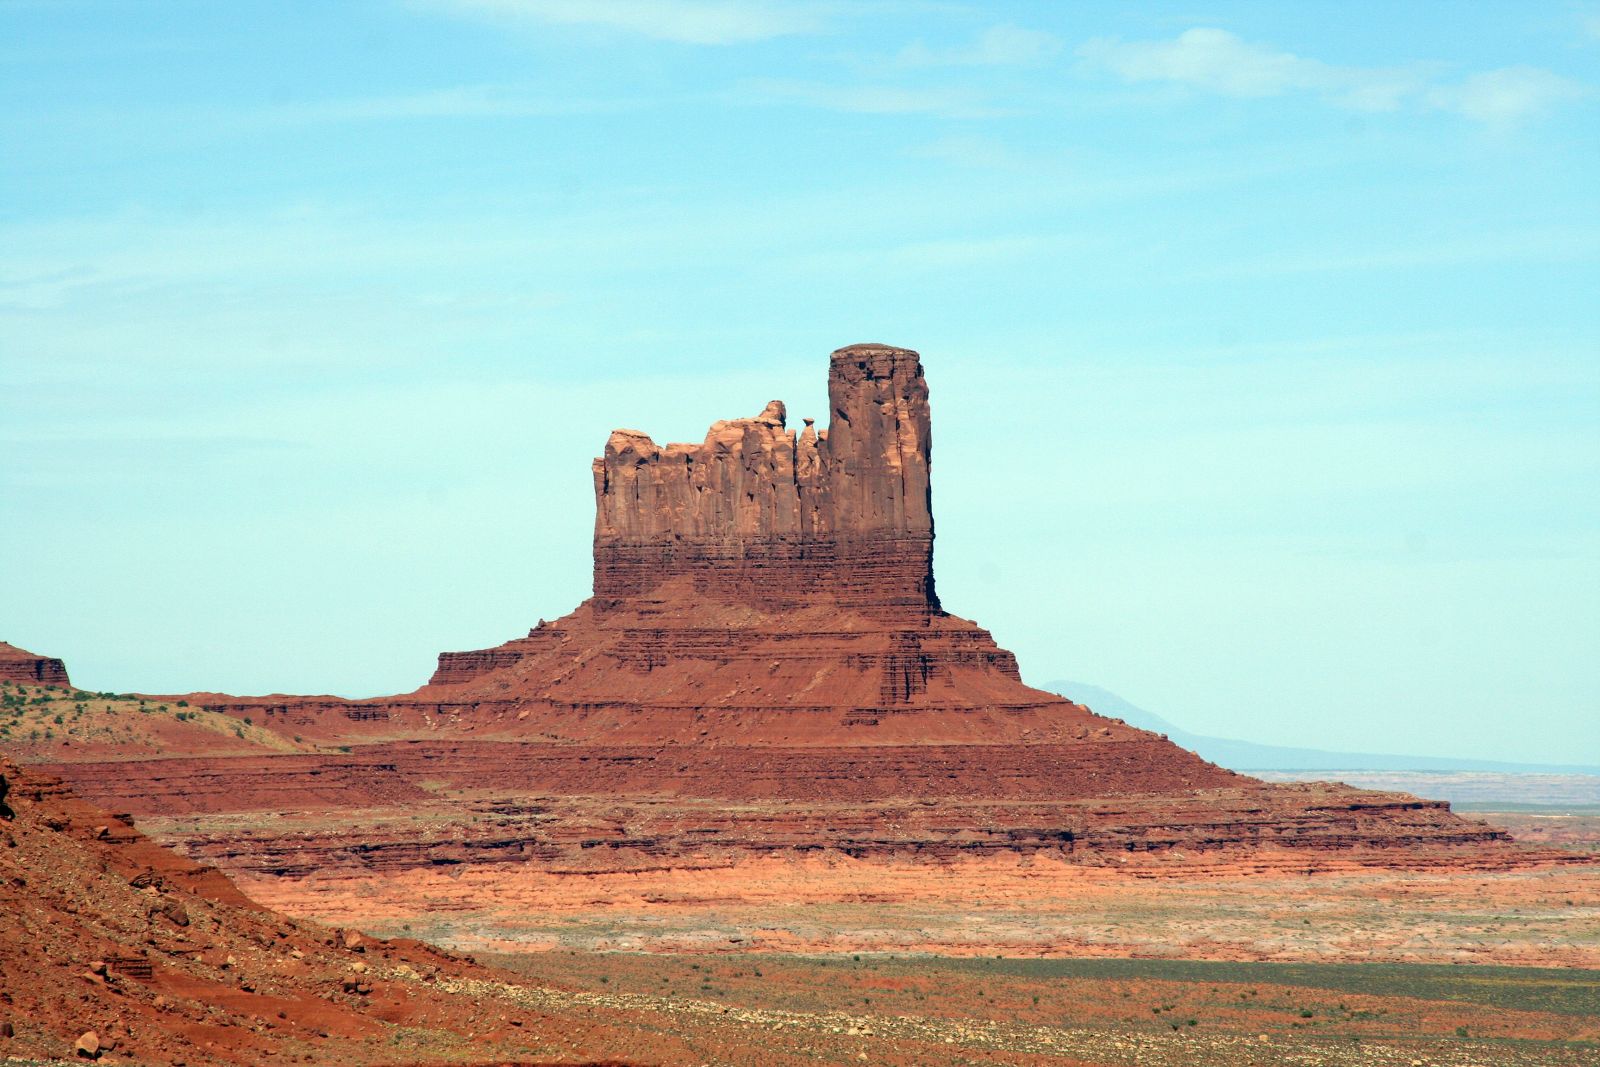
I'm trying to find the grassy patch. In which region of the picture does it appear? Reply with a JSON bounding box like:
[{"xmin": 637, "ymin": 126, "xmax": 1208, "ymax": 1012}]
[{"xmin": 871, "ymin": 957, "xmax": 1600, "ymax": 1017}]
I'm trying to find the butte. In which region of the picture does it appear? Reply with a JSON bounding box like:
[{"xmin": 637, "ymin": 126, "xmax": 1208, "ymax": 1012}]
[
  {"xmin": 0, "ymin": 641, "xmax": 71, "ymax": 687},
  {"xmin": 31, "ymin": 345, "xmax": 1533, "ymax": 893}
]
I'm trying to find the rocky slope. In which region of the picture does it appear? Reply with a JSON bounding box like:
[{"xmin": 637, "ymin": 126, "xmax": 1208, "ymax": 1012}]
[{"xmin": 0, "ymin": 753, "xmax": 660, "ymax": 1065}]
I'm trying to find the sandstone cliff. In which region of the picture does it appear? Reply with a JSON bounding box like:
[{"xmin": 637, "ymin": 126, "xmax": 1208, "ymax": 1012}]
[
  {"xmin": 592, "ymin": 343, "xmax": 936, "ymax": 615},
  {"xmin": 0, "ymin": 641, "xmax": 70, "ymax": 687}
]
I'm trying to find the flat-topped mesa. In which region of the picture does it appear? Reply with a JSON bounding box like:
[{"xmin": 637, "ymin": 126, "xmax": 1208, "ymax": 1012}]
[
  {"xmin": 0, "ymin": 641, "xmax": 70, "ymax": 687},
  {"xmin": 592, "ymin": 344, "xmax": 937, "ymax": 615}
]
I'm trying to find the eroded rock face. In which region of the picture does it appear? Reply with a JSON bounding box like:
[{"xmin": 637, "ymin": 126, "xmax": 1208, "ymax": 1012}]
[
  {"xmin": 592, "ymin": 344, "xmax": 936, "ymax": 615},
  {"xmin": 0, "ymin": 642, "xmax": 70, "ymax": 687}
]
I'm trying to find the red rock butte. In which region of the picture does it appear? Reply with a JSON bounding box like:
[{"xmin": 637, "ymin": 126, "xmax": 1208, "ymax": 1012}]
[
  {"xmin": 30, "ymin": 343, "xmax": 1536, "ymax": 873},
  {"xmin": 408, "ymin": 342, "xmax": 1231, "ymax": 801},
  {"xmin": 0, "ymin": 641, "xmax": 70, "ymax": 687}
]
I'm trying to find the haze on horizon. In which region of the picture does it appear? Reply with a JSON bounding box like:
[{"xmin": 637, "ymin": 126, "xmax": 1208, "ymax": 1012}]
[{"xmin": 1, "ymin": 1, "xmax": 1596, "ymax": 765}]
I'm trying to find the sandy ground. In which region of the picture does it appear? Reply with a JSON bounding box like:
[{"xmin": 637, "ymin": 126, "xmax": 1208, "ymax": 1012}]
[{"xmin": 226, "ymin": 848, "xmax": 1600, "ymax": 970}]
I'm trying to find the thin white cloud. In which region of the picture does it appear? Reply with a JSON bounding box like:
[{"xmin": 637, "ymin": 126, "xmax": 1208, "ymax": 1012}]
[
  {"xmin": 1079, "ymin": 28, "xmax": 1419, "ymax": 111},
  {"xmin": 418, "ymin": 0, "xmax": 827, "ymax": 45},
  {"xmin": 743, "ymin": 79, "xmax": 1005, "ymax": 119},
  {"xmin": 1079, "ymin": 27, "xmax": 1589, "ymax": 125},
  {"xmin": 898, "ymin": 23, "xmax": 1061, "ymax": 68},
  {"xmin": 271, "ymin": 85, "xmax": 636, "ymax": 123},
  {"xmin": 0, "ymin": 266, "xmax": 99, "ymax": 312},
  {"xmin": 1199, "ymin": 226, "xmax": 1600, "ymax": 280},
  {"xmin": 909, "ymin": 134, "xmax": 1022, "ymax": 169},
  {"xmin": 1428, "ymin": 66, "xmax": 1589, "ymax": 126},
  {"xmin": 825, "ymin": 234, "xmax": 1062, "ymax": 273}
]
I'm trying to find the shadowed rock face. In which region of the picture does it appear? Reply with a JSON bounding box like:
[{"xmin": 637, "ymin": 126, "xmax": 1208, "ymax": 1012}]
[
  {"xmin": 0, "ymin": 641, "xmax": 70, "ymax": 686},
  {"xmin": 592, "ymin": 344, "xmax": 937, "ymax": 615}
]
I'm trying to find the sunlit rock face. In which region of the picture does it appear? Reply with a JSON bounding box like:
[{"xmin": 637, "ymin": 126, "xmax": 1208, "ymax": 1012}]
[
  {"xmin": 591, "ymin": 343, "xmax": 936, "ymax": 617},
  {"xmin": 0, "ymin": 641, "xmax": 70, "ymax": 686}
]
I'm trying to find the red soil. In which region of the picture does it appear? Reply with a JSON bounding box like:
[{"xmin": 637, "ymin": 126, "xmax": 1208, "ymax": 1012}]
[{"xmin": 0, "ymin": 753, "xmax": 823, "ymax": 1065}]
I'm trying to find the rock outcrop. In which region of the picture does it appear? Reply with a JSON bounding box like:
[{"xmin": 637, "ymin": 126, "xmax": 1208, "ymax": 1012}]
[
  {"xmin": 0, "ymin": 641, "xmax": 70, "ymax": 687},
  {"xmin": 592, "ymin": 344, "xmax": 936, "ymax": 615}
]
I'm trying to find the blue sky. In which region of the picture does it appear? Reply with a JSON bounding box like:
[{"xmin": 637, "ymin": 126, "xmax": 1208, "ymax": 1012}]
[{"xmin": 2, "ymin": 1, "xmax": 1596, "ymax": 763}]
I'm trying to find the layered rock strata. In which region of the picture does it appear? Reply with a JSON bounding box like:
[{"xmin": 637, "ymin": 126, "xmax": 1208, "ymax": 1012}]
[
  {"xmin": 0, "ymin": 754, "xmax": 650, "ymax": 1066},
  {"xmin": 0, "ymin": 640, "xmax": 70, "ymax": 686},
  {"xmin": 592, "ymin": 344, "xmax": 936, "ymax": 615}
]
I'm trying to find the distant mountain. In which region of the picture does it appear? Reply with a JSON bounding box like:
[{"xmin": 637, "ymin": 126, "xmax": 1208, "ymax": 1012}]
[{"xmin": 1041, "ymin": 680, "xmax": 1600, "ymax": 775}]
